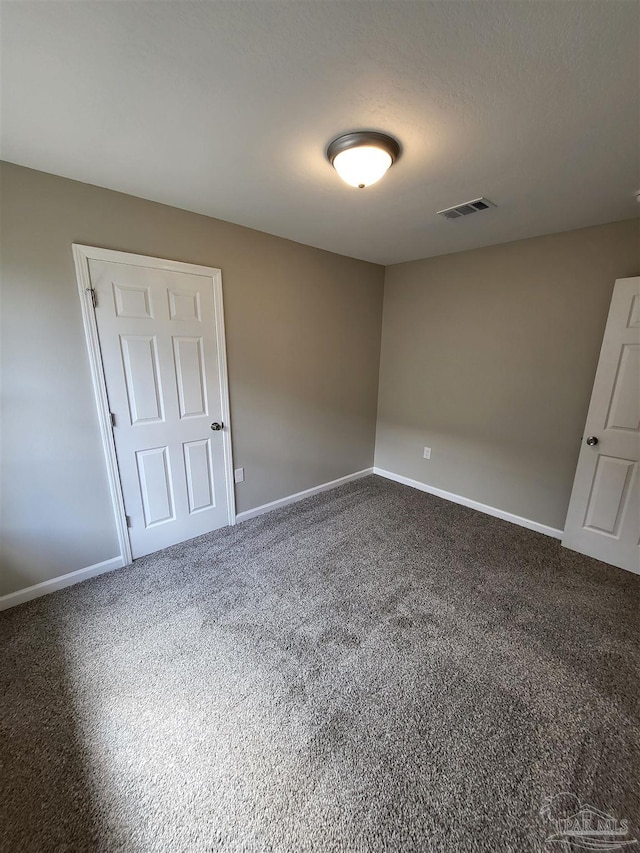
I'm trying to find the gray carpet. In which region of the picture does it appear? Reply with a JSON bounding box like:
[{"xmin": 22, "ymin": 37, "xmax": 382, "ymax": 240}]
[{"xmin": 1, "ymin": 475, "xmax": 639, "ymax": 852}]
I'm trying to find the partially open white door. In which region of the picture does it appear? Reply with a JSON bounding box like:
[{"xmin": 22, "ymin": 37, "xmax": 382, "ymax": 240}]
[
  {"xmin": 562, "ymin": 277, "xmax": 640, "ymax": 574},
  {"xmin": 74, "ymin": 246, "xmax": 235, "ymax": 562}
]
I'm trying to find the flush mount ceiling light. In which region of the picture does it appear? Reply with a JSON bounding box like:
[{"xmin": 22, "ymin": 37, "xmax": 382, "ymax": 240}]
[{"xmin": 327, "ymin": 131, "xmax": 400, "ymax": 189}]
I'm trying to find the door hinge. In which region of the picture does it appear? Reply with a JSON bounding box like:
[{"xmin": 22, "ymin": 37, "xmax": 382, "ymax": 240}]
[
  {"xmin": 125, "ymin": 515, "xmax": 132, "ymax": 528},
  {"xmin": 86, "ymin": 287, "xmax": 97, "ymax": 308},
  {"xmin": 110, "ymin": 412, "xmax": 116, "ymax": 428}
]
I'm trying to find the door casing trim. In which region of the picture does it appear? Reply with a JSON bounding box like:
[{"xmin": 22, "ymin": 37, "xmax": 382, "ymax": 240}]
[{"xmin": 73, "ymin": 244, "xmax": 236, "ymax": 567}]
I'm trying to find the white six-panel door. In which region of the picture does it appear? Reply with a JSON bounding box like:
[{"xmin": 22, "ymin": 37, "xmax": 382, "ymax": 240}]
[
  {"xmin": 563, "ymin": 277, "xmax": 640, "ymax": 574},
  {"xmin": 75, "ymin": 246, "xmax": 234, "ymax": 561}
]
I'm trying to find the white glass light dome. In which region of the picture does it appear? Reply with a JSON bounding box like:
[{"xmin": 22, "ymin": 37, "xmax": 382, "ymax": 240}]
[
  {"xmin": 327, "ymin": 132, "xmax": 400, "ymax": 189},
  {"xmin": 332, "ymin": 146, "xmax": 393, "ymax": 188}
]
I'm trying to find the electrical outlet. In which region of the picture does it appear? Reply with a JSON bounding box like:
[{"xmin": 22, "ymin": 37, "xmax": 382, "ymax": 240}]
[
  {"xmin": 234, "ymin": 467, "xmax": 245, "ymax": 484},
  {"xmin": 423, "ymin": 447, "xmax": 431, "ymax": 460}
]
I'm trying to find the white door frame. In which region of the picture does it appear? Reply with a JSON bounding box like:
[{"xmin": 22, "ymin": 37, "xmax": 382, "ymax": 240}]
[{"xmin": 73, "ymin": 244, "xmax": 236, "ymax": 566}]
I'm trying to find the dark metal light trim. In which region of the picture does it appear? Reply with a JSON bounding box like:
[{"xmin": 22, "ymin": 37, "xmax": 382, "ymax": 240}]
[{"xmin": 326, "ymin": 131, "xmax": 401, "ymax": 167}]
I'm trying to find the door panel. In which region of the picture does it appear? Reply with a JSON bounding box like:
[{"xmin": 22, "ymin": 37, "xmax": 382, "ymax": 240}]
[
  {"xmin": 605, "ymin": 344, "xmax": 639, "ymax": 431},
  {"xmin": 583, "ymin": 456, "xmax": 635, "ymax": 535},
  {"xmin": 120, "ymin": 335, "xmax": 164, "ymax": 424},
  {"xmin": 113, "ymin": 283, "xmax": 153, "ymax": 319},
  {"xmin": 168, "ymin": 288, "xmax": 201, "ymax": 321},
  {"xmin": 87, "ymin": 257, "xmax": 231, "ymax": 558},
  {"xmin": 184, "ymin": 439, "xmax": 216, "ymax": 513},
  {"xmin": 563, "ymin": 277, "xmax": 640, "ymax": 573},
  {"xmin": 136, "ymin": 446, "xmax": 175, "ymax": 527},
  {"xmin": 173, "ymin": 336, "xmax": 208, "ymax": 418}
]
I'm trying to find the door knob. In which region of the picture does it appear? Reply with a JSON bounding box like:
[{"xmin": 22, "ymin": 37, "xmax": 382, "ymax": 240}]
[
  {"xmin": 210, "ymin": 422, "xmax": 223, "ymax": 431},
  {"xmin": 586, "ymin": 436, "xmax": 599, "ymax": 446}
]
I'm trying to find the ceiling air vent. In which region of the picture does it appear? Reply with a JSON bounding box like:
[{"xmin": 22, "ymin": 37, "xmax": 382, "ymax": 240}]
[{"xmin": 437, "ymin": 197, "xmax": 495, "ymax": 220}]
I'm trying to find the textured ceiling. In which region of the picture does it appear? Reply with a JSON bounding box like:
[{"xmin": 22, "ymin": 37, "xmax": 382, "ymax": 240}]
[{"xmin": 1, "ymin": 1, "xmax": 638, "ymax": 265}]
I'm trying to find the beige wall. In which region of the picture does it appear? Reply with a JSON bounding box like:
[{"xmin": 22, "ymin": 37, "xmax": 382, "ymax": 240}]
[
  {"xmin": 0, "ymin": 163, "xmax": 384, "ymax": 597},
  {"xmin": 2, "ymin": 160, "xmax": 637, "ymax": 601},
  {"xmin": 375, "ymin": 219, "xmax": 640, "ymax": 530}
]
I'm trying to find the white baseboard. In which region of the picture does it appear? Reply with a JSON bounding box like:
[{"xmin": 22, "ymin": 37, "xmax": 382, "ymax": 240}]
[
  {"xmin": 0, "ymin": 466, "xmax": 560, "ymax": 611},
  {"xmin": 236, "ymin": 468, "xmax": 374, "ymax": 523},
  {"xmin": 1, "ymin": 470, "xmax": 374, "ymax": 609},
  {"xmin": 0, "ymin": 556, "xmax": 126, "ymax": 612},
  {"xmin": 373, "ymin": 468, "xmax": 564, "ymax": 539}
]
